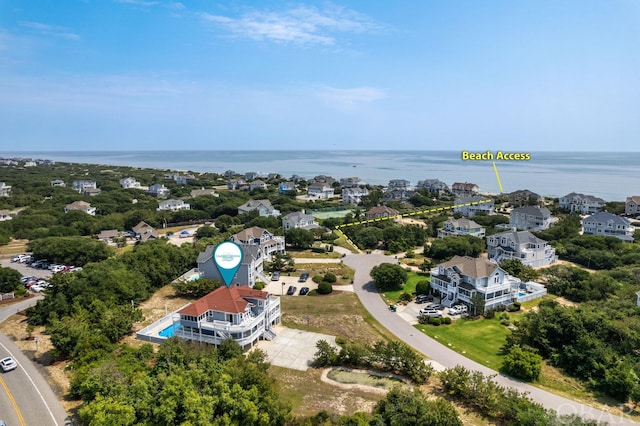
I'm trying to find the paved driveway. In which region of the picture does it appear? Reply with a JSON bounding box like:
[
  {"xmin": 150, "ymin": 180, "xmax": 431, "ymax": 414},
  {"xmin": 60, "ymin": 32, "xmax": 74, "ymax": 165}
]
[
  {"xmin": 343, "ymin": 253, "xmax": 638, "ymax": 425},
  {"xmin": 257, "ymin": 326, "xmax": 336, "ymax": 371}
]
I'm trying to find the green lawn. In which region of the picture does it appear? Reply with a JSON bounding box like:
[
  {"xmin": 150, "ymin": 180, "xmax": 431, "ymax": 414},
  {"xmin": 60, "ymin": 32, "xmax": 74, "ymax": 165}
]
[
  {"xmin": 381, "ymin": 272, "xmax": 429, "ymax": 303},
  {"xmin": 415, "ymin": 317, "xmax": 509, "ymax": 370}
]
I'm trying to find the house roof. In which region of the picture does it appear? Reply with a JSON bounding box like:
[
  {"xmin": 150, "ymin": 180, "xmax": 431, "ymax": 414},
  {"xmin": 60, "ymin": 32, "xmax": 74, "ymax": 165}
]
[
  {"xmin": 178, "ymin": 286, "xmax": 269, "ymax": 316},
  {"xmin": 98, "ymin": 229, "xmax": 119, "ymax": 239},
  {"xmin": 198, "ymin": 243, "xmax": 260, "ymax": 266},
  {"xmin": 493, "ymin": 230, "xmax": 548, "ymax": 245},
  {"xmin": 238, "ymin": 199, "xmax": 274, "ymax": 212},
  {"xmin": 511, "ymin": 206, "xmax": 551, "ymax": 218},
  {"xmin": 366, "ymin": 206, "xmax": 399, "ymax": 216},
  {"xmin": 561, "ymin": 192, "xmax": 606, "ymax": 203},
  {"xmin": 284, "ymin": 211, "xmax": 314, "ymax": 222},
  {"xmin": 626, "ymin": 196, "xmax": 640, "ymax": 205},
  {"xmin": 583, "ymin": 212, "xmax": 631, "ymax": 226},
  {"xmin": 455, "ymin": 195, "xmax": 493, "ymax": 205},
  {"xmin": 233, "ymin": 226, "xmax": 269, "ymax": 242},
  {"xmin": 65, "ymin": 201, "xmax": 92, "ymax": 210},
  {"xmin": 445, "ymin": 218, "xmax": 482, "ymax": 229},
  {"xmin": 190, "ymin": 189, "xmax": 217, "ymax": 197},
  {"xmin": 452, "ymin": 182, "xmax": 478, "ymax": 190},
  {"xmin": 439, "ymin": 255, "xmax": 499, "ymax": 279}
]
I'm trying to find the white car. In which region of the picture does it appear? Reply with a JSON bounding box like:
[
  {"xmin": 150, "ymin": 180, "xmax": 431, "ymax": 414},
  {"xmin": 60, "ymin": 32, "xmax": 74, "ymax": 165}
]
[
  {"xmin": 50, "ymin": 264, "xmax": 66, "ymax": 273},
  {"xmin": 0, "ymin": 357, "xmax": 17, "ymax": 372},
  {"xmin": 419, "ymin": 308, "xmax": 443, "ymax": 318}
]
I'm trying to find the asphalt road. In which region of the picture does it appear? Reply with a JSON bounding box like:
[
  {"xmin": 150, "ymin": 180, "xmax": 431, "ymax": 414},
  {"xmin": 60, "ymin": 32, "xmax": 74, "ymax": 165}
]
[
  {"xmin": 343, "ymin": 253, "xmax": 638, "ymax": 426},
  {"xmin": 0, "ymin": 297, "xmax": 68, "ymax": 426}
]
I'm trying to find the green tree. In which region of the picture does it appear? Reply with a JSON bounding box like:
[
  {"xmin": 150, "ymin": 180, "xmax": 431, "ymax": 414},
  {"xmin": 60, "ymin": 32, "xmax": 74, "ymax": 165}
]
[
  {"xmin": 499, "ymin": 259, "xmax": 540, "ymax": 282},
  {"xmin": 286, "ymin": 228, "xmax": 315, "ymax": 249},
  {"xmin": 317, "ymin": 281, "xmax": 333, "ymax": 294},
  {"xmin": 415, "ymin": 280, "xmax": 430, "ymax": 295},
  {"xmin": 0, "ymin": 266, "xmax": 22, "ymax": 292},
  {"xmin": 173, "ymin": 277, "xmax": 221, "ymax": 298},
  {"xmin": 501, "ymin": 345, "xmax": 542, "ymax": 381},
  {"xmin": 374, "ymin": 387, "xmax": 463, "ymax": 426},
  {"xmin": 370, "ymin": 263, "xmax": 408, "ymax": 291},
  {"xmin": 353, "ymin": 227, "xmax": 383, "ymax": 249}
]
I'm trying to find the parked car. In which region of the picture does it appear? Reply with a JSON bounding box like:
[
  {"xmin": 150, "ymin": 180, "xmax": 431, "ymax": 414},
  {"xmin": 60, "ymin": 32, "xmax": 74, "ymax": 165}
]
[
  {"xmin": 299, "ymin": 287, "xmax": 310, "ymax": 296},
  {"xmin": 418, "ymin": 308, "xmax": 443, "ymax": 318},
  {"xmin": 286, "ymin": 286, "xmax": 297, "ymax": 295},
  {"xmin": 50, "ymin": 264, "xmax": 66, "ymax": 273},
  {"xmin": 271, "ymin": 271, "xmax": 280, "ymax": 281},
  {"xmin": 449, "ymin": 305, "xmax": 468, "ymax": 315},
  {"xmin": 0, "ymin": 357, "xmax": 17, "ymax": 372},
  {"xmin": 298, "ymin": 272, "xmax": 309, "ymax": 283},
  {"xmin": 20, "ymin": 276, "xmax": 37, "ymax": 284},
  {"xmin": 68, "ymin": 266, "xmax": 83, "ymax": 273},
  {"xmin": 415, "ymin": 294, "xmax": 431, "ymax": 303}
]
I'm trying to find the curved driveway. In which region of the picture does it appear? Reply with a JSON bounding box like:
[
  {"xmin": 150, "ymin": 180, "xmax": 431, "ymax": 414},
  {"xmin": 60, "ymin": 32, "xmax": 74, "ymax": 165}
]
[
  {"xmin": 0, "ymin": 297, "xmax": 68, "ymax": 426},
  {"xmin": 343, "ymin": 253, "xmax": 637, "ymax": 425}
]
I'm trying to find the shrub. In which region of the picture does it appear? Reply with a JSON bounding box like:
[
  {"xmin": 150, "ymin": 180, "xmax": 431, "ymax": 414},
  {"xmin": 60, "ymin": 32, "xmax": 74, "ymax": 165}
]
[
  {"xmin": 513, "ymin": 301, "xmax": 521, "ymax": 310},
  {"xmin": 399, "ymin": 292, "xmax": 412, "ymax": 302},
  {"xmin": 429, "ymin": 317, "xmax": 442, "ymax": 326},
  {"xmin": 442, "ymin": 317, "xmax": 452, "ymax": 325},
  {"xmin": 501, "ymin": 345, "xmax": 542, "ymax": 381},
  {"xmin": 253, "ymin": 281, "xmax": 265, "ymax": 290},
  {"xmin": 418, "ymin": 315, "xmax": 429, "ymax": 325},
  {"xmin": 312, "ymin": 275, "xmax": 323, "ymax": 284},
  {"xmin": 484, "ymin": 309, "xmax": 496, "ymax": 319},
  {"xmin": 507, "ymin": 304, "xmax": 519, "ymax": 312},
  {"xmin": 317, "ymin": 281, "xmax": 333, "ymax": 294},
  {"xmin": 415, "ymin": 280, "xmax": 430, "ymax": 295},
  {"xmin": 335, "ymin": 336, "xmax": 347, "ymax": 346},
  {"xmin": 500, "ymin": 319, "xmax": 511, "ymax": 327},
  {"xmin": 311, "ymin": 247, "xmax": 326, "ymax": 253},
  {"xmin": 323, "ymin": 272, "xmax": 337, "ymax": 283}
]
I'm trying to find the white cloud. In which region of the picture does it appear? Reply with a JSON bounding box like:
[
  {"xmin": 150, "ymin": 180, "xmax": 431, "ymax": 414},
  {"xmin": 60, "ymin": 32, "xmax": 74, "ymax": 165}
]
[
  {"xmin": 198, "ymin": 4, "xmax": 380, "ymax": 45},
  {"xmin": 20, "ymin": 21, "xmax": 79, "ymax": 40},
  {"xmin": 315, "ymin": 85, "xmax": 387, "ymax": 109}
]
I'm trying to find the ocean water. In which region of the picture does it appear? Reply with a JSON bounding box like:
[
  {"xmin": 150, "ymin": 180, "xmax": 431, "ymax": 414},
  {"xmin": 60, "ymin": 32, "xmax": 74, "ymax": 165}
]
[{"xmin": 3, "ymin": 150, "xmax": 639, "ymax": 201}]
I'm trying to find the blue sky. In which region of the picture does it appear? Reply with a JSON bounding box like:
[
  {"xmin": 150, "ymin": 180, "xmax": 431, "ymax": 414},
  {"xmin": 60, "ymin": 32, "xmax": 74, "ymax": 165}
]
[{"xmin": 1, "ymin": 0, "xmax": 639, "ymax": 151}]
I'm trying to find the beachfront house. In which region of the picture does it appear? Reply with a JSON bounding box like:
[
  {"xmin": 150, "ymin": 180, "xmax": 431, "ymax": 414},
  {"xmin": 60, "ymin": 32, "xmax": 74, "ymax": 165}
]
[
  {"xmin": 508, "ymin": 189, "xmax": 544, "ymax": 207},
  {"xmin": 237, "ymin": 199, "xmax": 280, "ymax": 217},
  {"xmin": 416, "ymin": 179, "xmax": 449, "ymax": 196},
  {"xmin": 340, "ymin": 177, "xmax": 364, "ymax": 188},
  {"xmin": 451, "ymin": 182, "xmax": 479, "ymax": 197},
  {"xmin": 64, "ymin": 201, "xmax": 96, "ymax": 216},
  {"xmin": 430, "ymin": 255, "xmax": 519, "ymax": 312},
  {"xmin": 453, "ymin": 196, "xmax": 494, "ymax": 217},
  {"xmin": 307, "ymin": 183, "xmax": 335, "ymax": 199},
  {"xmin": 231, "ymin": 226, "xmax": 285, "ymax": 260},
  {"xmin": 626, "ymin": 196, "xmax": 640, "ymax": 217},
  {"xmin": 487, "ymin": 230, "xmax": 557, "ymax": 268},
  {"xmin": 197, "ymin": 243, "xmax": 264, "ymax": 288},
  {"xmin": 157, "ymin": 199, "xmax": 191, "ymax": 212},
  {"xmin": 582, "ymin": 212, "xmax": 635, "ymax": 242},
  {"xmin": 437, "ymin": 218, "xmax": 486, "ymax": 238},
  {"xmin": 509, "ymin": 206, "xmax": 555, "ymax": 231},
  {"xmin": 342, "ymin": 187, "xmax": 369, "ymax": 204},
  {"xmin": 559, "ymin": 192, "xmax": 606, "ymax": 214},
  {"xmin": 309, "ymin": 175, "xmax": 337, "ymax": 187},
  {"xmin": 172, "ymin": 285, "xmax": 281, "ymax": 350}
]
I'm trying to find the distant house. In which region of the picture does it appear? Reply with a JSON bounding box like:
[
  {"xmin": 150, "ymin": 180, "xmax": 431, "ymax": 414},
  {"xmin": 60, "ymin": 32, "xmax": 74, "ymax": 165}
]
[
  {"xmin": 190, "ymin": 188, "xmax": 218, "ymax": 198},
  {"xmin": 383, "ymin": 189, "xmax": 416, "ymax": 202},
  {"xmin": 625, "ymin": 196, "xmax": 640, "ymax": 216},
  {"xmin": 245, "ymin": 172, "xmax": 259, "ymax": 181},
  {"xmin": 172, "ymin": 285, "xmax": 281, "ymax": 350},
  {"xmin": 0, "ymin": 182, "xmax": 11, "ymax": 197},
  {"xmin": 365, "ymin": 206, "xmax": 399, "ymax": 221},
  {"xmin": 132, "ymin": 221, "xmax": 160, "ymax": 242},
  {"xmin": 278, "ymin": 181, "xmax": 296, "ymax": 194},
  {"xmin": 451, "ymin": 182, "xmax": 479, "ymax": 197},
  {"xmin": 97, "ymin": 229, "xmax": 119, "ymax": 245},
  {"xmin": 340, "ymin": 177, "xmax": 364, "ymax": 188},
  {"xmin": 509, "ymin": 206, "xmax": 555, "ymax": 231},
  {"xmin": 453, "ymin": 196, "xmax": 494, "ymax": 217},
  {"xmin": 438, "ymin": 218, "xmax": 486, "ymax": 238},
  {"xmin": 64, "ymin": 201, "xmax": 96, "ymax": 216},
  {"xmin": 559, "ymin": 192, "xmax": 606, "ymax": 214},
  {"xmin": 82, "ymin": 187, "xmax": 102, "ymax": 196},
  {"xmin": 508, "ymin": 189, "xmax": 544, "ymax": 207},
  {"xmin": 23, "ymin": 160, "xmax": 36, "ymax": 167},
  {"xmin": 582, "ymin": 212, "xmax": 635, "ymax": 242},
  {"xmin": 249, "ymin": 180, "xmax": 267, "ymax": 191},
  {"xmin": 342, "ymin": 187, "xmax": 369, "ymax": 204},
  {"xmin": 308, "ymin": 183, "xmax": 335, "ymax": 199},
  {"xmin": 387, "ymin": 179, "xmax": 412, "ymax": 191},
  {"xmin": 72, "ymin": 180, "xmax": 97, "ymax": 193},
  {"xmin": 198, "ymin": 244, "xmax": 264, "ymax": 288},
  {"xmin": 157, "ymin": 199, "xmax": 191, "ymax": 212},
  {"xmin": 309, "ymin": 175, "xmax": 337, "ymax": 187},
  {"xmin": 282, "ymin": 211, "xmax": 319, "ymax": 231},
  {"xmin": 416, "ymin": 179, "xmax": 449, "ymax": 196},
  {"xmin": 223, "ymin": 170, "xmax": 236, "ymax": 179},
  {"xmin": 146, "ymin": 184, "xmax": 170, "ymax": 198},
  {"xmin": 0, "ymin": 210, "xmax": 13, "ymax": 221},
  {"xmin": 237, "ymin": 199, "xmax": 280, "ymax": 217},
  {"xmin": 487, "ymin": 230, "xmax": 557, "ymax": 268},
  {"xmin": 232, "ymin": 226, "xmax": 286, "ymax": 260},
  {"xmin": 228, "ymin": 178, "xmax": 247, "ymax": 190},
  {"xmin": 120, "ymin": 177, "xmax": 142, "ymax": 189},
  {"xmin": 174, "ymin": 174, "xmax": 194, "ymax": 185},
  {"xmin": 50, "ymin": 179, "xmax": 66, "ymax": 188},
  {"xmin": 430, "ymin": 255, "xmax": 520, "ymax": 311}
]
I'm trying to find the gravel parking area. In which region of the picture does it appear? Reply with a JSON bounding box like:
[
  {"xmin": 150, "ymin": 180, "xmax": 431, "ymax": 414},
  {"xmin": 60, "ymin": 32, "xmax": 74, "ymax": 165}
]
[{"xmin": 0, "ymin": 259, "xmax": 52, "ymax": 280}]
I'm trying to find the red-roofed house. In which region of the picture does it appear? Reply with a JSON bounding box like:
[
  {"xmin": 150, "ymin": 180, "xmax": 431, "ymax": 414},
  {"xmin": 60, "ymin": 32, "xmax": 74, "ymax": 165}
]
[{"xmin": 173, "ymin": 285, "xmax": 281, "ymax": 349}]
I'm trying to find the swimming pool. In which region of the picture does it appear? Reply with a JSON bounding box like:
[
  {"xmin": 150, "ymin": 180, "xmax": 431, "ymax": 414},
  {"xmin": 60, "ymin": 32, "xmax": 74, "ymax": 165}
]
[
  {"xmin": 159, "ymin": 323, "xmax": 181, "ymax": 338},
  {"xmin": 518, "ymin": 292, "xmax": 526, "ymax": 298}
]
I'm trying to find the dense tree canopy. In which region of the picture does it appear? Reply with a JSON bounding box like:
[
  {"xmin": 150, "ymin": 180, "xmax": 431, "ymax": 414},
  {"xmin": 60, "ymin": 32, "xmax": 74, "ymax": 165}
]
[
  {"xmin": 370, "ymin": 263, "xmax": 408, "ymax": 291},
  {"xmin": 28, "ymin": 236, "xmax": 115, "ymax": 266}
]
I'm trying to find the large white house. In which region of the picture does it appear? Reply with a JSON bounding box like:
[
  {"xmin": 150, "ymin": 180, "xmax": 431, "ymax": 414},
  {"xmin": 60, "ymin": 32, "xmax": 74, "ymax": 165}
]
[
  {"xmin": 430, "ymin": 256, "xmax": 520, "ymax": 312},
  {"xmin": 146, "ymin": 184, "xmax": 170, "ymax": 198},
  {"xmin": 120, "ymin": 177, "xmax": 142, "ymax": 189},
  {"xmin": 559, "ymin": 192, "xmax": 606, "ymax": 214},
  {"xmin": 437, "ymin": 218, "xmax": 486, "ymax": 238},
  {"xmin": 0, "ymin": 182, "xmax": 11, "ymax": 197},
  {"xmin": 307, "ymin": 183, "xmax": 335, "ymax": 199},
  {"xmin": 487, "ymin": 230, "xmax": 557, "ymax": 268},
  {"xmin": 451, "ymin": 182, "xmax": 479, "ymax": 197},
  {"xmin": 172, "ymin": 285, "xmax": 281, "ymax": 350},
  {"xmin": 342, "ymin": 187, "xmax": 369, "ymax": 204},
  {"xmin": 157, "ymin": 199, "xmax": 191, "ymax": 212},
  {"xmin": 231, "ymin": 226, "xmax": 285, "ymax": 260},
  {"xmin": 582, "ymin": 212, "xmax": 635, "ymax": 242},
  {"xmin": 509, "ymin": 206, "xmax": 555, "ymax": 231},
  {"xmin": 282, "ymin": 211, "xmax": 319, "ymax": 231},
  {"xmin": 453, "ymin": 196, "xmax": 494, "ymax": 217},
  {"xmin": 72, "ymin": 180, "xmax": 96, "ymax": 193},
  {"xmin": 416, "ymin": 179, "xmax": 449, "ymax": 196}
]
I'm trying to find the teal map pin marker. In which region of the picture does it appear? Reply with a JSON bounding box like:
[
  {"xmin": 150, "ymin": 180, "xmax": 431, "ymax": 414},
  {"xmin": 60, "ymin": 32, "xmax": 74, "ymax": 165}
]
[{"xmin": 213, "ymin": 242, "xmax": 243, "ymax": 286}]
